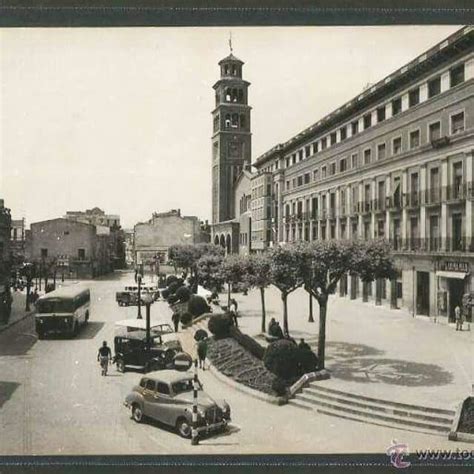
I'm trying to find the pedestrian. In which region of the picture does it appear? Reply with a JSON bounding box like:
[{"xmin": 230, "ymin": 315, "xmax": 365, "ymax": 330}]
[
  {"xmin": 97, "ymin": 340, "xmax": 112, "ymax": 376},
  {"xmin": 32, "ymin": 288, "xmax": 39, "ymax": 303},
  {"xmin": 268, "ymin": 317, "xmax": 276, "ymax": 335},
  {"xmin": 455, "ymin": 305, "xmax": 464, "ymax": 331},
  {"xmin": 298, "ymin": 338, "xmax": 311, "ymax": 351},
  {"xmin": 172, "ymin": 311, "xmax": 180, "ymax": 333},
  {"xmin": 197, "ymin": 338, "xmax": 208, "ymax": 370},
  {"xmin": 230, "ymin": 298, "xmax": 238, "ymax": 313},
  {"xmin": 273, "ymin": 322, "xmax": 284, "ymax": 339},
  {"xmin": 229, "ymin": 300, "xmax": 238, "ymax": 327}
]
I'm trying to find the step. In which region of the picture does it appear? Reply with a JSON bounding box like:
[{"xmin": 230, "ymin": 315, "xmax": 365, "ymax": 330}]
[
  {"xmin": 314, "ymin": 405, "xmax": 449, "ymax": 437},
  {"xmin": 294, "ymin": 394, "xmax": 451, "ymax": 433},
  {"xmin": 307, "ymin": 383, "xmax": 456, "ymax": 417},
  {"xmin": 287, "ymin": 399, "xmax": 315, "ymax": 411},
  {"xmin": 302, "ymin": 388, "xmax": 453, "ymax": 425}
]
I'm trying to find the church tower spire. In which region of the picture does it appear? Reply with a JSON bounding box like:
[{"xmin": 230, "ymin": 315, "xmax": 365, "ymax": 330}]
[{"xmin": 211, "ymin": 48, "xmax": 252, "ymax": 224}]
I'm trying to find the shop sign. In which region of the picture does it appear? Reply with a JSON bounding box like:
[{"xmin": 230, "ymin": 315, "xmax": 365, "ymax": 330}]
[{"xmin": 437, "ymin": 261, "xmax": 470, "ymax": 273}]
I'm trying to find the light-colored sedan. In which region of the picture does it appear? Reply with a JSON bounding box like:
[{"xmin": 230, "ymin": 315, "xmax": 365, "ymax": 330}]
[{"xmin": 124, "ymin": 370, "xmax": 231, "ymax": 438}]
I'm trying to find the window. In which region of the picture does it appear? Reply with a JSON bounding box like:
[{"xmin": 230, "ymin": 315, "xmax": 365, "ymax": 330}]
[
  {"xmin": 450, "ymin": 63, "xmax": 465, "ymax": 88},
  {"xmin": 364, "ymin": 148, "xmax": 372, "ymax": 165},
  {"xmin": 305, "ymin": 145, "xmax": 311, "ymax": 158},
  {"xmin": 351, "ymin": 153, "xmax": 358, "ymax": 168},
  {"xmin": 304, "ymin": 173, "xmax": 310, "ymax": 184},
  {"xmin": 409, "ymin": 88, "xmax": 420, "ymax": 107},
  {"xmin": 351, "ymin": 120, "xmax": 359, "ymax": 135},
  {"xmin": 78, "ymin": 248, "xmax": 86, "ymax": 260},
  {"xmin": 157, "ymin": 383, "xmax": 170, "ymax": 395},
  {"xmin": 286, "ymin": 180, "xmax": 290, "ymax": 190},
  {"xmin": 340, "ymin": 158, "xmax": 347, "ymax": 172},
  {"xmin": 377, "ymin": 143, "xmax": 386, "ymax": 160},
  {"xmin": 409, "ymin": 130, "xmax": 420, "ymax": 149},
  {"xmin": 297, "ymin": 176, "xmax": 303, "ymax": 187},
  {"xmin": 330, "ymin": 132, "xmax": 337, "ymax": 145},
  {"xmin": 321, "ymin": 137, "xmax": 327, "ymax": 150},
  {"xmin": 377, "ymin": 106, "xmax": 386, "ymax": 122},
  {"xmin": 321, "ymin": 166, "xmax": 327, "ymax": 178},
  {"xmin": 330, "ymin": 162, "xmax": 336, "ymax": 175},
  {"xmin": 298, "ymin": 150, "xmax": 304, "ymax": 161},
  {"xmin": 340, "ymin": 126, "xmax": 347, "ymax": 141},
  {"xmin": 363, "ymin": 113, "xmax": 372, "ymax": 129},
  {"xmin": 285, "ymin": 157, "xmax": 290, "ymax": 168},
  {"xmin": 41, "ymin": 248, "xmax": 48, "ymax": 258},
  {"xmin": 312, "ymin": 142, "xmax": 319, "ymax": 154},
  {"xmin": 292, "ymin": 154, "xmax": 296, "ymax": 165},
  {"xmin": 393, "ymin": 137, "xmax": 402, "ymax": 155},
  {"xmin": 139, "ymin": 378, "xmax": 147, "ymax": 388},
  {"xmin": 451, "ymin": 111, "xmax": 465, "ymax": 134},
  {"xmin": 429, "ymin": 121, "xmax": 441, "ymax": 141},
  {"xmin": 145, "ymin": 380, "xmax": 156, "ymax": 391},
  {"xmin": 428, "ymin": 76, "xmax": 441, "ymax": 98},
  {"xmin": 313, "ymin": 169, "xmax": 319, "ymax": 181},
  {"xmin": 392, "ymin": 97, "xmax": 402, "ymax": 116}
]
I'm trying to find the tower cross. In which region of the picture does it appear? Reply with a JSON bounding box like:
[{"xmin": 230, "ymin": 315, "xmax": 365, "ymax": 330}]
[{"xmin": 229, "ymin": 32, "xmax": 233, "ymax": 53}]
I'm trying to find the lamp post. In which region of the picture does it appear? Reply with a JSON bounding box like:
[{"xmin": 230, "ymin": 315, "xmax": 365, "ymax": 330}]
[
  {"xmin": 141, "ymin": 292, "xmax": 154, "ymax": 350},
  {"xmin": 137, "ymin": 273, "xmax": 142, "ymax": 319}
]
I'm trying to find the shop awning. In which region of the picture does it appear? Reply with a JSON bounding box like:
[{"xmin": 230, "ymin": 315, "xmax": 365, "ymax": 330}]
[{"xmin": 436, "ymin": 271, "xmax": 469, "ymax": 279}]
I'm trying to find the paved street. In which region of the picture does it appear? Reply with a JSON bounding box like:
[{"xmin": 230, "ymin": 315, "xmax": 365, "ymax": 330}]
[{"xmin": 0, "ymin": 272, "xmax": 471, "ymax": 455}]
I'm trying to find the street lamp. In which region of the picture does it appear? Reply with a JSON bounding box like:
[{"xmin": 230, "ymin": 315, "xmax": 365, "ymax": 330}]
[
  {"xmin": 137, "ymin": 272, "xmax": 142, "ymax": 319},
  {"xmin": 141, "ymin": 292, "xmax": 154, "ymax": 350}
]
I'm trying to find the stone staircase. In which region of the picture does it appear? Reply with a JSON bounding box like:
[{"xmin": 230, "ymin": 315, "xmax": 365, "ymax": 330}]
[{"xmin": 289, "ymin": 382, "xmax": 456, "ymax": 436}]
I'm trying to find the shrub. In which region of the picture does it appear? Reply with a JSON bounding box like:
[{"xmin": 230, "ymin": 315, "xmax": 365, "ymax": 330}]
[
  {"xmin": 180, "ymin": 312, "xmax": 192, "ymax": 325},
  {"xmin": 194, "ymin": 329, "xmax": 208, "ymax": 341},
  {"xmin": 271, "ymin": 378, "xmax": 288, "ymax": 396},
  {"xmin": 263, "ymin": 339, "xmax": 300, "ymax": 380},
  {"xmin": 229, "ymin": 325, "xmax": 265, "ymax": 360},
  {"xmin": 168, "ymin": 281, "xmax": 182, "ymax": 295},
  {"xmin": 175, "ymin": 286, "xmax": 191, "ymax": 303},
  {"xmin": 208, "ymin": 313, "xmax": 233, "ymax": 339},
  {"xmin": 298, "ymin": 348, "xmax": 319, "ymax": 373},
  {"xmin": 188, "ymin": 295, "xmax": 210, "ymax": 317},
  {"xmin": 168, "ymin": 294, "xmax": 179, "ymax": 304},
  {"xmin": 161, "ymin": 288, "xmax": 170, "ymax": 300},
  {"xmin": 176, "ymin": 278, "xmax": 184, "ymax": 286},
  {"xmin": 166, "ymin": 275, "xmax": 178, "ymax": 286}
]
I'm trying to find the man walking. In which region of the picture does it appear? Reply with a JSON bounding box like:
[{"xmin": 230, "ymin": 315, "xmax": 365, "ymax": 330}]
[
  {"xmin": 455, "ymin": 305, "xmax": 464, "ymax": 331},
  {"xmin": 197, "ymin": 338, "xmax": 208, "ymax": 370},
  {"xmin": 229, "ymin": 298, "xmax": 238, "ymax": 327},
  {"xmin": 172, "ymin": 311, "xmax": 180, "ymax": 333},
  {"xmin": 97, "ymin": 340, "xmax": 113, "ymax": 376}
]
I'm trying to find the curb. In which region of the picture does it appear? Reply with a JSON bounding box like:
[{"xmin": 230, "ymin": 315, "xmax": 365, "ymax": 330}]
[
  {"xmin": 0, "ymin": 309, "xmax": 34, "ymax": 334},
  {"xmin": 206, "ymin": 361, "xmax": 286, "ymax": 406}
]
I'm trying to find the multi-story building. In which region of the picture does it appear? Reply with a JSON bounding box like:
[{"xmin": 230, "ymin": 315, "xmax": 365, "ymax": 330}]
[
  {"xmin": 134, "ymin": 209, "xmax": 210, "ymax": 266},
  {"xmin": 210, "ymin": 50, "xmax": 253, "ymax": 253},
  {"xmin": 10, "ymin": 217, "xmax": 26, "ymax": 266},
  {"xmin": 0, "ymin": 200, "xmax": 12, "ymax": 322},
  {"xmin": 252, "ymin": 26, "xmax": 474, "ymax": 323},
  {"xmin": 65, "ymin": 207, "xmax": 125, "ymax": 269},
  {"xmin": 26, "ymin": 218, "xmax": 113, "ymax": 279}
]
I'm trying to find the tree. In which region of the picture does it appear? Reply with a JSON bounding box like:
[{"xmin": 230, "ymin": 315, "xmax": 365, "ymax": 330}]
[
  {"xmin": 268, "ymin": 244, "xmax": 305, "ymax": 337},
  {"xmin": 219, "ymin": 255, "xmax": 245, "ymax": 307},
  {"xmin": 301, "ymin": 239, "xmax": 396, "ymax": 370},
  {"xmin": 242, "ymin": 253, "xmax": 272, "ymax": 333},
  {"xmin": 169, "ymin": 243, "xmax": 224, "ymax": 280},
  {"xmin": 196, "ymin": 254, "xmax": 225, "ymax": 292}
]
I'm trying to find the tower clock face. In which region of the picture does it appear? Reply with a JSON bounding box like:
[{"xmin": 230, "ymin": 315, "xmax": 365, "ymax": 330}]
[{"xmin": 228, "ymin": 141, "xmax": 242, "ymax": 158}]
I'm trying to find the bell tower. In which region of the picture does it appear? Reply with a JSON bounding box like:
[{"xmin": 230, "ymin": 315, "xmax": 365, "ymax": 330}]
[{"xmin": 211, "ymin": 50, "xmax": 252, "ymax": 224}]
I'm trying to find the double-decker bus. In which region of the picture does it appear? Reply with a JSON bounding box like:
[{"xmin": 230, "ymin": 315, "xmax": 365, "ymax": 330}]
[{"xmin": 35, "ymin": 285, "xmax": 90, "ymax": 338}]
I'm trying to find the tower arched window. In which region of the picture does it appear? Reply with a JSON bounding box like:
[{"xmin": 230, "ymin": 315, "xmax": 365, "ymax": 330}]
[
  {"xmin": 225, "ymin": 114, "xmax": 231, "ymax": 128},
  {"xmin": 232, "ymin": 89, "xmax": 238, "ymax": 102},
  {"xmin": 231, "ymin": 113, "xmax": 239, "ymax": 128},
  {"xmin": 225, "ymin": 88, "xmax": 231, "ymax": 102},
  {"xmin": 240, "ymin": 114, "xmax": 246, "ymax": 129},
  {"xmin": 237, "ymin": 89, "xmax": 243, "ymax": 103},
  {"xmin": 232, "ymin": 65, "xmax": 237, "ymax": 75},
  {"xmin": 224, "ymin": 65, "xmax": 229, "ymax": 75}
]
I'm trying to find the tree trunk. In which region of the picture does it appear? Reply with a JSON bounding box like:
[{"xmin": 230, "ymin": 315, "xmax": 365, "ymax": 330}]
[
  {"xmin": 308, "ymin": 292, "xmax": 314, "ymax": 322},
  {"xmin": 316, "ymin": 294, "xmax": 328, "ymax": 369},
  {"xmin": 260, "ymin": 287, "xmax": 266, "ymax": 333},
  {"xmin": 227, "ymin": 283, "xmax": 231, "ymax": 308},
  {"xmin": 25, "ymin": 281, "xmax": 31, "ymax": 312},
  {"xmin": 282, "ymin": 292, "xmax": 289, "ymax": 337}
]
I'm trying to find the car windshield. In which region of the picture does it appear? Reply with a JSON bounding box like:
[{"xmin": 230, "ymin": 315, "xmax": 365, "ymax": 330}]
[
  {"xmin": 36, "ymin": 298, "xmax": 74, "ymax": 314},
  {"xmin": 172, "ymin": 379, "xmax": 199, "ymax": 394}
]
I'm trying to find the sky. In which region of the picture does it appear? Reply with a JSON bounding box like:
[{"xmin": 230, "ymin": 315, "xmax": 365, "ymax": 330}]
[{"xmin": 0, "ymin": 25, "xmax": 461, "ymax": 228}]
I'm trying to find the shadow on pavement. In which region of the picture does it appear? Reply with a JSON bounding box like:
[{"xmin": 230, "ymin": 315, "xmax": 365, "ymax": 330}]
[
  {"xmin": 330, "ymin": 357, "xmax": 454, "ymax": 387},
  {"xmin": 326, "ymin": 341, "xmax": 385, "ymax": 360},
  {"xmin": 0, "ymin": 331, "xmax": 37, "ymax": 356},
  {"xmin": 0, "ymin": 381, "xmax": 20, "ymax": 409}
]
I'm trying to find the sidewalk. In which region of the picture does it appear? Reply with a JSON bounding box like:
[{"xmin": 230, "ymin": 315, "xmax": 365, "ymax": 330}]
[
  {"xmin": 0, "ymin": 291, "xmax": 32, "ymax": 333},
  {"xmin": 225, "ymin": 286, "xmax": 473, "ymax": 411}
]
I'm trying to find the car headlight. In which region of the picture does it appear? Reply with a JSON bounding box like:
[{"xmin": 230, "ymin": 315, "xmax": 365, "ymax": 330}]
[
  {"xmin": 37, "ymin": 318, "xmax": 43, "ymax": 324},
  {"xmin": 64, "ymin": 317, "xmax": 69, "ymax": 322},
  {"xmin": 197, "ymin": 408, "xmax": 206, "ymax": 418}
]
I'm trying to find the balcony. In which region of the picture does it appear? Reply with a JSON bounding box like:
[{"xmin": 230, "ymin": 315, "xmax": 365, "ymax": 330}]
[
  {"xmin": 327, "ymin": 208, "xmax": 336, "ymax": 219},
  {"xmin": 404, "ymin": 191, "xmax": 420, "ymax": 209},
  {"xmin": 445, "ymin": 183, "xmax": 468, "ymax": 203},
  {"xmin": 372, "ymin": 198, "xmax": 386, "ymax": 213},
  {"xmin": 359, "ymin": 201, "xmax": 372, "ymax": 215},
  {"xmin": 389, "ymin": 237, "xmax": 473, "ymax": 253},
  {"xmin": 319, "ymin": 209, "xmax": 328, "ymax": 220},
  {"xmin": 340, "ymin": 205, "xmax": 347, "ymax": 218},
  {"xmin": 386, "ymin": 195, "xmax": 403, "ymax": 212},
  {"xmin": 423, "ymin": 188, "xmax": 442, "ymax": 206}
]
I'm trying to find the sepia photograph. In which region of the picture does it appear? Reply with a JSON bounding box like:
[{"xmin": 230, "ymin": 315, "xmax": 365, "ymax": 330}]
[{"xmin": 0, "ymin": 21, "xmax": 473, "ymax": 468}]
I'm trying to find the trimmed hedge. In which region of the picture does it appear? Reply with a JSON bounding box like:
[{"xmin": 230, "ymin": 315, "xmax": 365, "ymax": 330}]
[
  {"xmin": 188, "ymin": 295, "xmax": 210, "ymax": 317},
  {"xmin": 194, "ymin": 329, "xmax": 208, "ymax": 341},
  {"xmin": 208, "ymin": 313, "xmax": 233, "ymax": 339},
  {"xmin": 175, "ymin": 286, "xmax": 191, "ymax": 303},
  {"xmin": 180, "ymin": 312, "xmax": 192, "ymax": 325},
  {"xmin": 167, "ymin": 281, "xmax": 182, "ymax": 295},
  {"xmin": 229, "ymin": 325, "xmax": 265, "ymax": 360},
  {"xmin": 166, "ymin": 275, "xmax": 178, "ymax": 286},
  {"xmin": 168, "ymin": 294, "xmax": 179, "ymax": 305},
  {"xmin": 161, "ymin": 288, "xmax": 170, "ymax": 300}
]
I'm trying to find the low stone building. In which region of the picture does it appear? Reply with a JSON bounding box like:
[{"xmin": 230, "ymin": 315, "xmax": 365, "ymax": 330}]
[
  {"xmin": 26, "ymin": 218, "xmax": 112, "ymax": 279},
  {"xmin": 134, "ymin": 209, "xmax": 210, "ymax": 266}
]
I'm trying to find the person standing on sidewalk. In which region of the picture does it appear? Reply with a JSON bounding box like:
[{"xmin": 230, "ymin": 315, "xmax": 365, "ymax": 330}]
[
  {"xmin": 172, "ymin": 311, "xmax": 180, "ymax": 333},
  {"xmin": 455, "ymin": 305, "xmax": 464, "ymax": 331},
  {"xmin": 197, "ymin": 338, "xmax": 208, "ymax": 370}
]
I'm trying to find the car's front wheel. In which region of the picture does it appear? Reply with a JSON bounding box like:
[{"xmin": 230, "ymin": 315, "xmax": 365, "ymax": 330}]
[
  {"xmin": 176, "ymin": 417, "xmax": 192, "ymax": 438},
  {"xmin": 132, "ymin": 404, "xmax": 144, "ymax": 423}
]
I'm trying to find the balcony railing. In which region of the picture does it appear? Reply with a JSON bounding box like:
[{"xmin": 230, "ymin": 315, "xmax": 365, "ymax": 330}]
[
  {"xmin": 359, "ymin": 201, "xmax": 372, "ymax": 214},
  {"xmin": 389, "ymin": 237, "xmax": 473, "ymax": 253},
  {"xmin": 404, "ymin": 191, "xmax": 420, "ymax": 209},
  {"xmin": 372, "ymin": 198, "xmax": 386, "ymax": 213},
  {"xmin": 423, "ymin": 187, "xmax": 442, "ymax": 206}
]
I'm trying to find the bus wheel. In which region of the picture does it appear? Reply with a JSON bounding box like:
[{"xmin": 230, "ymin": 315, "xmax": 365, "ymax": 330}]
[
  {"xmin": 72, "ymin": 322, "xmax": 79, "ymax": 337},
  {"xmin": 85, "ymin": 311, "xmax": 89, "ymax": 322},
  {"xmin": 37, "ymin": 331, "xmax": 44, "ymax": 340}
]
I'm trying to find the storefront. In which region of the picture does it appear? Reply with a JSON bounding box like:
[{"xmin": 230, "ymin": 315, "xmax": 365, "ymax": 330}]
[{"xmin": 435, "ymin": 260, "xmax": 471, "ymax": 322}]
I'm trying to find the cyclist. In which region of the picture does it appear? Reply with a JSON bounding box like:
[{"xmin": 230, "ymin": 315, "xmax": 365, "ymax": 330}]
[{"xmin": 97, "ymin": 340, "xmax": 112, "ymax": 376}]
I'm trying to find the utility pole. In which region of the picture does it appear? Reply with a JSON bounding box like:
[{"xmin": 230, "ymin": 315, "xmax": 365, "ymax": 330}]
[
  {"xmin": 191, "ymin": 358, "xmax": 199, "ymax": 445},
  {"xmin": 137, "ymin": 273, "xmax": 142, "ymax": 319}
]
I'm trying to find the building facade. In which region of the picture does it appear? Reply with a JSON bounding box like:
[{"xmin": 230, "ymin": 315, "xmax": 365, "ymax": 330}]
[
  {"xmin": 251, "ymin": 26, "xmax": 474, "ymax": 322},
  {"xmin": 134, "ymin": 209, "xmax": 210, "ymax": 266},
  {"xmin": 26, "ymin": 218, "xmax": 112, "ymax": 279},
  {"xmin": 0, "ymin": 200, "xmax": 12, "ymax": 322}
]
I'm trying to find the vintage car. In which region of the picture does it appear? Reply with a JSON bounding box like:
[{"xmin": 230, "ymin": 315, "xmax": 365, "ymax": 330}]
[
  {"xmin": 114, "ymin": 332, "xmax": 177, "ymax": 373},
  {"xmin": 116, "ymin": 286, "xmax": 160, "ymax": 307},
  {"xmin": 124, "ymin": 370, "xmax": 231, "ymax": 438}
]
